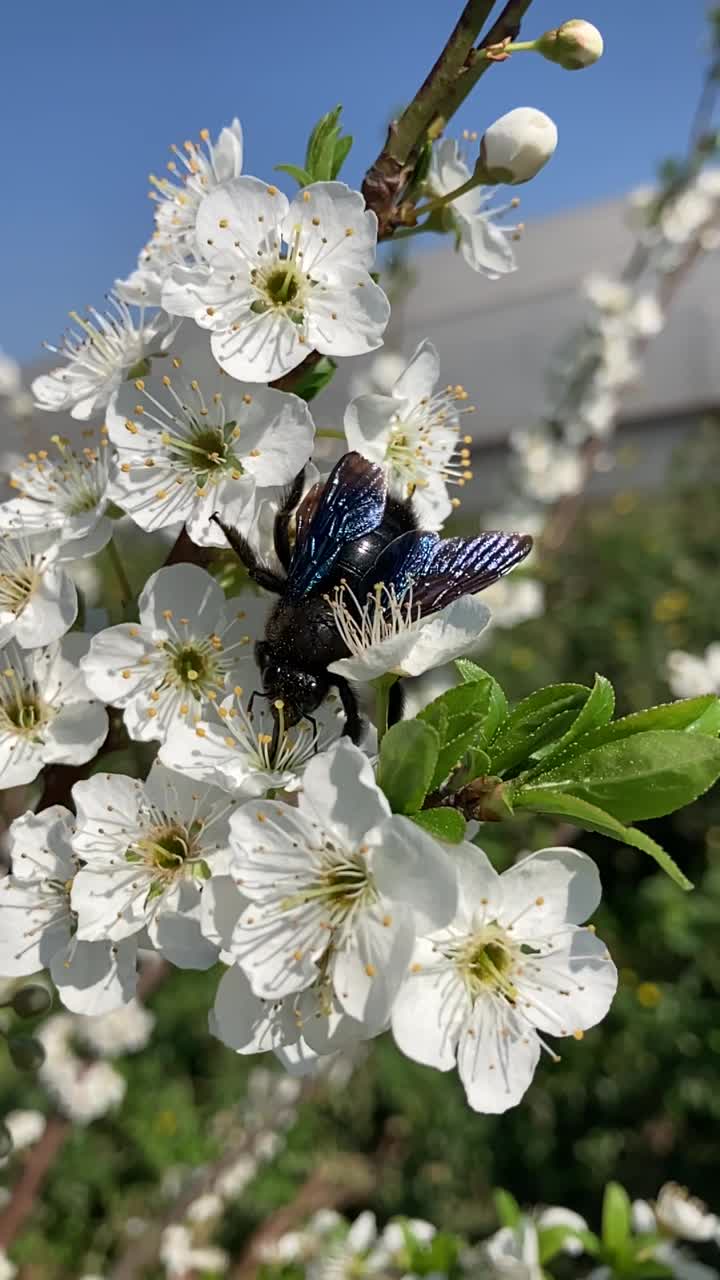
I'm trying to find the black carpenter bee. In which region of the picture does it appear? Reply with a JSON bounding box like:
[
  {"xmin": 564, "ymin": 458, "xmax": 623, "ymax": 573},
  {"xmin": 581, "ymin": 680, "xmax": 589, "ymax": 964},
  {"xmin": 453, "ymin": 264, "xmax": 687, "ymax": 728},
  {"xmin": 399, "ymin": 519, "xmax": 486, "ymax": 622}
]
[{"xmin": 211, "ymin": 451, "xmax": 532, "ymax": 754}]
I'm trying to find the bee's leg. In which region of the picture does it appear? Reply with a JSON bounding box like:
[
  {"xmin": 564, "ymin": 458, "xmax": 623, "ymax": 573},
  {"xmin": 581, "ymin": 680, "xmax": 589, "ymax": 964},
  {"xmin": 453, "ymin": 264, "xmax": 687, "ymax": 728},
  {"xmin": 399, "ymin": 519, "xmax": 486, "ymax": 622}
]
[
  {"xmin": 248, "ymin": 690, "xmax": 270, "ymax": 716},
  {"xmin": 210, "ymin": 514, "xmax": 285, "ymax": 594},
  {"xmin": 331, "ymin": 677, "xmax": 363, "ymax": 744},
  {"xmin": 388, "ymin": 679, "xmax": 405, "ymax": 727},
  {"xmin": 274, "ymin": 466, "xmax": 307, "ymax": 571}
]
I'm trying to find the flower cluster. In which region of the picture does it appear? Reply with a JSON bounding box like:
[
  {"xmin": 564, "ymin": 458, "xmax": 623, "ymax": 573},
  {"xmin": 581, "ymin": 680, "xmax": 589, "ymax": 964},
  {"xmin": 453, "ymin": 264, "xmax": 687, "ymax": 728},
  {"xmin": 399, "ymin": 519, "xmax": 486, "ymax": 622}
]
[
  {"xmin": 512, "ymin": 167, "xmax": 720, "ymax": 506},
  {"xmin": 0, "ymin": 71, "xmax": 652, "ymax": 1122}
]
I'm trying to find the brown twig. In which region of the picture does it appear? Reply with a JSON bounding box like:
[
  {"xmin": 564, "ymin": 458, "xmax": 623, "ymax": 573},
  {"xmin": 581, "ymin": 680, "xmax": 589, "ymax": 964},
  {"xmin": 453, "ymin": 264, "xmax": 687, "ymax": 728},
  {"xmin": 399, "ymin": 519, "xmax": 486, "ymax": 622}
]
[
  {"xmin": 0, "ymin": 962, "xmax": 171, "ymax": 1255},
  {"xmin": 363, "ymin": 0, "xmax": 538, "ymax": 237},
  {"xmin": 229, "ymin": 1155, "xmax": 375, "ymax": 1280}
]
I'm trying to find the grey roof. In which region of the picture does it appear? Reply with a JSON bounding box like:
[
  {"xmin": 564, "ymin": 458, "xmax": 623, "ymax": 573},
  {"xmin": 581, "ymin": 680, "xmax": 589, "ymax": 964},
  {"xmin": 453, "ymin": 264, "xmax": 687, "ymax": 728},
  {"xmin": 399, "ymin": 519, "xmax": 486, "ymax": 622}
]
[
  {"xmin": 318, "ymin": 194, "xmax": 720, "ymax": 441},
  {"xmin": 4, "ymin": 194, "xmax": 720, "ymax": 466}
]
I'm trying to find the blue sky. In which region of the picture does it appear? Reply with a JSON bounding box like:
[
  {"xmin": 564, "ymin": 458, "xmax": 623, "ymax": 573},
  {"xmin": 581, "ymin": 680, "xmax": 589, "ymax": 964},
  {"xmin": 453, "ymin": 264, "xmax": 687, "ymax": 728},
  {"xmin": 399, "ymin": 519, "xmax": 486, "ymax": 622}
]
[{"xmin": 1, "ymin": 0, "xmax": 711, "ymax": 361}]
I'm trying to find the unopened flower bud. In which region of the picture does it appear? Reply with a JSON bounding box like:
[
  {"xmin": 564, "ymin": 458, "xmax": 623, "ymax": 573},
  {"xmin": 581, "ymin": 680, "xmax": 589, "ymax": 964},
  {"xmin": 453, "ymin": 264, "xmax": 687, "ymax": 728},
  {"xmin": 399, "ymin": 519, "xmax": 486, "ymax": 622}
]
[
  {"xmin": 8, "ymin": 1035, "xmax": 46, "ymax": 1072},
  {"xmin": 478, "ymin": 108, "xmax": 558, "ymax": 185},
  {"xmin": 0, "ymin": 1121, "xmax": 12, "ymax": 1159},
  {"xmin": 537, "ymin": 19, "xmax": 604, "ymax": 70},
  {"xmin": 11, "ymin": 985, "xmax": 52, "ymax": 1019}
]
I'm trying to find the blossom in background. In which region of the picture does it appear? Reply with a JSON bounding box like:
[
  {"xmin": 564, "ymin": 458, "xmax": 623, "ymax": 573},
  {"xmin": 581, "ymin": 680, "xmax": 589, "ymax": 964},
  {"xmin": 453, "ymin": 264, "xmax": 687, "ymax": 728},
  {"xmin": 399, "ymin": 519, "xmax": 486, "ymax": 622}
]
[
  {"xmin": 32, "ymin": 295, "xmax": 177, "ymax": 421},
  {"xmin": 71, "ymin": 761, "xmax": 237, "ymax": 969},
  {"xmin": 481, "ymin": 577, "xmax": 545, "ymax": 631},
  {"xmin": 0, "ymin": 1111, "xmax": 46, "ymax": 1161},
  {"xmin": 105, "ymin": 341, "xmax": 314, "ymax": 545},
  {"xmin": 0, "ymin": 635, "xmax": 108, "ymax": 788},
  {"xmin": 0, "ymin": 534, "xmax": 78, "ymax": 649},
  {"xmin": 158, "ymin": 685, "xmax": 346, "ymax": 797},
  {"xmin": 38, "ymin": 1014, "xmax": 127, "ymax": 1124},
  {"xmin": 160, "ymin": 1224, "xmax": 229, "ymax": 1277},
  {"xmin": 667, "ymin": 645, "xmax": 720, "ymax": 699},
  {"xmin": 72, "ymin": 999, "xmax": 156, "ymax": 1058},
  {"xmin": 511, "ymin": 432, "xmax": 585, "ymax": 502},
  {"xmin": 0, "ymin": 807, "xmax": 138, "ymax": 1014},
  {"xmin": 348, "ymin": 349, "xmax": 407, "ymax": 398},
  {"xmin": 327, "ymin": 581, "xmax": 491, "ymax": 682},
  {"xmin": 485, "ymin": 1219, "xmax": 543, "ymax": 1280},
  {"xmin": 633, "ymin": 1184, "xmax": 719, "ymax": 1243},
  {"xmin": 162, "ymin": 179, "xmax": 390, "ymax": 382},
  {"xmin": 81, "ymin": 568, "xmax": 263, "ymax": 743},
  {"xmin": 222, "ymin": 740, "xmax": 457, "ymax": 1050},
  {"xmin": 427, "ymin": 138, "xmax": 521, "ymax": 278},
  {"xmin": 344, "ymin": 338, "xmax": 474, "ymax": 529},
  {"xmin": 0, "ymin": 430, "xmax": 113, "ymax": 557},
  {"xmin": 391, "ymin": 845, "xmax": 617, "ymax": 1113}
]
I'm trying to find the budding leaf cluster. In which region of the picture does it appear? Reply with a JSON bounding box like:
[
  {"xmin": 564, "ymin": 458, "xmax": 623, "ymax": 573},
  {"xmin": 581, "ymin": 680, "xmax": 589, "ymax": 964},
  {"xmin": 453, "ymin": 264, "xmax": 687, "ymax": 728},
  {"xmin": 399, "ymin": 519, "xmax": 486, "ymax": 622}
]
[
  {"xmin": 376, "ymin": 663, "xmax": 720, "ymax": 890},
  {"xmin": 276, "ymin": 104, "xmax": 353, "ymax": 187}
]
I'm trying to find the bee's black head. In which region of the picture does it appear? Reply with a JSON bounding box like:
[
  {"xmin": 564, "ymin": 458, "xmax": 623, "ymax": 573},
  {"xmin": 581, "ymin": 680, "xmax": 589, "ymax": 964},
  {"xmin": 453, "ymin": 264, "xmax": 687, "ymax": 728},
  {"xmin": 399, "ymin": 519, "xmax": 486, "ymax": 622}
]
[{"xmin": 259, "ymin": 658, "xmax": 329, "ymax": 733}]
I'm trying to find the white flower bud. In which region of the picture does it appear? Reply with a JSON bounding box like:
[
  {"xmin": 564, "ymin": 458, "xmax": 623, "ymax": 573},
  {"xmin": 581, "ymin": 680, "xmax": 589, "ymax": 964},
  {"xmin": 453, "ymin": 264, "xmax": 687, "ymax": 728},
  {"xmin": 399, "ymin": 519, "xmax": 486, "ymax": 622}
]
[
  {"xmin": 478, "ymin": 108, "xmax": 558, "ymax": 186},
  {"xmin": 538, "ymin": 19, "xmax": 604, "ymax": 70}
]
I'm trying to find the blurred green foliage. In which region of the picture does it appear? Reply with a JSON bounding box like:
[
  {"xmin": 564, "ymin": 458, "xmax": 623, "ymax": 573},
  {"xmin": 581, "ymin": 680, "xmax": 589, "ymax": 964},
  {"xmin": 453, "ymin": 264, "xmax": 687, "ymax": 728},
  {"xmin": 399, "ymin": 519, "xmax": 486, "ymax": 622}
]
[{"xmin": 3, "ymin": 424, "xmax": 720, "ymax": 1275}]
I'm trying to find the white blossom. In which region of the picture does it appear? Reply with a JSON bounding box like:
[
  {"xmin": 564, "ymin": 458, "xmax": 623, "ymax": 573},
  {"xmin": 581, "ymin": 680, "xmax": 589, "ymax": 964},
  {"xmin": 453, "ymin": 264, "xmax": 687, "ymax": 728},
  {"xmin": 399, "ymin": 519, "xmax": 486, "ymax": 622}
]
[
  {"xmin": 72, "ymin": 1000, "xmax": 155, "ymax": 1058},
  {"xmin": 149, "ymin": 119, "xmax": 244, "ymax": 255},
  {"xmin": 633, "ymin": 1185, "xmax": 719, "ymax": 1243},
  {"xmin": 308, "ymin": 1211, "xmax": 378, "ymax": 1278},
  {"xmin": 33, "ymin": 295, "xmax": 177, "ymax": 421},
  {"xmin": 158, "ymin": 685, "xmax": 346, "ymax": 798},
  {"xmin": 105, "ymin": 341, "xmax": 314, "ymax": 545},
  {"xmin": 344, "ymin": 339, "xmax": 475, "ymax": 529},
  {"xmin": 485, "ymin": 1221, "xmax": 542, "ymax": 1280},
  {"xmin": 160, "ymin": 1224, "xmax": 228, "ymax": 1277},
  {"xmin": 428, "ymin": 139, "xmax": 520, "ymax": 278},
  {"xmin": 0, "ymin": 635, "xmax": 108, "ymax": 788},
  {"xmin": 667, "ymin": 645, "xmax": 720, "ymax": 699},
  {"xmin": 327, "ymin": 581, "xmax": 491, "ymax": 682},
  {"xmin": 71, "ymin": 761, "xmax": 237, "ymax": 969},
  {"xmin": 391, "ymin": 845, "xmax": 617, "ymax": 1113},
  {"xmin": 2, "ymin": 1110, "xmax": 46, "ymax": 1153},
  {"xmin": 0, "ymin": 1251, "xmax": 15, "ymax": 1280},
  {"xmin": 0, "ymin": 430, "xmax": 113, "ymax": 556},
  {"xmin": 0, "ymin": 534, "xmax": 78, "ymax": 650},
  {"xmin": 481, "ymin": 578, "xmax": 545, "ymax": 631},
  {"xmin": 223, "ymin": 740, "xmax": 457, "ymax": 1049},
  {"xmin": 480, "ymin": 108, "xmax": 558, "ymax": 185},
  {"xmin": 38, "ymin": 1014, "xmax": 127, "ymax": 1123},
  {"xmin": 0, "ymin": 806, "xmax": 138, "ymax": 1014},
  {"xmin": 81, "ymin": 569, "xmax": 262, "ymax": 744},
  {"xmin": 162, "ymin": 179, "xmax": 390, "ymax": 383}
]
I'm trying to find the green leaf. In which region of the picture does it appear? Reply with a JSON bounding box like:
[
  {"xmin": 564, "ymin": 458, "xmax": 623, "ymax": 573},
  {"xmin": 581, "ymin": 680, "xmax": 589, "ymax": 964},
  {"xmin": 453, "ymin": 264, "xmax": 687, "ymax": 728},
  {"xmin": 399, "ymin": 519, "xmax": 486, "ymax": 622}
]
[
  {"xmin": 287, "ymin": 355, "xmax": 337, "ymax": 402},
  {"xmin": 454, "ymin": 661, "xmax": 508, "ymax": 741},
  {"xmin": 531, "ymin": 674, "xmax": 615, "ymax": 767},
  {"xmin": 523, "ymin": 730, "xmax": 720, "ymax": 823},
  {"xmin": 410, "ymin": 808, "xmax": 466, "ymax": 843},
  {"xmin": 538, "ymin": 695, "xmax": 720, "ymax": 769},
  {"xmin": 306, "ymin": 104, "xmax": 342, "ymax": 170},
  {"xmin": 274, "ymin": 162, "xmax": 314, "ymax": 188},
  {"xmin": 377, "ymin": 720, "xmax": 440, "ymax": 814},
  {"xmin": 538, "ymin": 1225, "xmax": 580, "ymax": 1265},
  {"xmin": 451, "ymin": 746, "xmax": 492, "ymax": 788},
  {"xmin": 512, "ymin": 789, "xmax": 693, "ymax": 889},
  {"xmin": 493, "ymin": 1188, "xmax": 522, "ymax": 1228},
  {"xmin": 331, "ymin": 133, "xmax": 353, "ymax": 178},
  {"xmin": 314, "ymin": 128, "xmax": 339, "ymax": 181},
  {"xmin": 418, "ymin": 679, "xmax": 495, "ymax": 789},
  {"xmin": 602, "ymin": 1182, "xmax": 632, "ymax": 1255},
  {"xmin": 489, "ymin": 683, "xmax": 591, "ymax": 775}
]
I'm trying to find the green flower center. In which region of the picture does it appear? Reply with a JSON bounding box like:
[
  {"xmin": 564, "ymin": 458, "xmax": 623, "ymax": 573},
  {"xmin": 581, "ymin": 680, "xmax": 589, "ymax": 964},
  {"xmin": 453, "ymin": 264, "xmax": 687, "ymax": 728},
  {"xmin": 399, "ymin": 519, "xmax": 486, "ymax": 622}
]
[
  {"xmin": 172, "ymin": 644, "xmax": 211, "ymax": 685},
  {"xmin": 163, "ymin": 419, "xmax": 243, "ymax": 484},
  {"xmin": 264, "ymin": 266, "xmax": 301, "ymax": 305},
  {"xmin": 0, "ymin": 690, "xmax": 52, "ymax": 738},
  {"xmin": 454, "ymin": 924, "xmax": 518, "ymax": 1000},
  {"xmin": 251, "ymin": 259, "xmax": 307, "ymax": 323}
]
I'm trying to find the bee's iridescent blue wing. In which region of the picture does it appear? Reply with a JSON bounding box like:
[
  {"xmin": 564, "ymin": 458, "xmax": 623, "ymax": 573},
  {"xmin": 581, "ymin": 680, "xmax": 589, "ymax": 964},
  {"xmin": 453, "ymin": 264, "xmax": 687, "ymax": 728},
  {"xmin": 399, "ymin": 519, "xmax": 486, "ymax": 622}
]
[
  {"xmin": 361, "ymin": 530, "xmax": 439, "ymax": 599},
  {"xmin": 367, "ymin": 529, "xmax": 533, "ymax": 614},
  {"xmin": 286, "ymin": 452, "xmax": 387, "ymax": 600},
  {"xmin": 416, "ymin": 532, "xmax": 533, "ymax": 611}
]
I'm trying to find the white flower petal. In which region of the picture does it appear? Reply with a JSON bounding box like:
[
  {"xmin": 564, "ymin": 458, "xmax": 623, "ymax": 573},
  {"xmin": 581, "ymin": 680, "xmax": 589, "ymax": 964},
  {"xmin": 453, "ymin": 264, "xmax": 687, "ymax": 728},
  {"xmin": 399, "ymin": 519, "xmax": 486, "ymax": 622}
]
[
  {"xmin": 372, "ymin": 815, "xmax": 457, "ymax": 933},
  {"xmin": 457, "ymin": 999, "xmax": 541, "ymax": 1113},
  {"xmin": 391, "ymin": 939, "xmax": 468, "ymax": 1071},
  {"xmin": 50, "ymin": 939, "xmax": 138, "ymax": 1014},
  {"xmin": 500, "ymin": 847, "xmax": 602, "ymax": 934},
  {"xmin": 298, "ymin": 738, "xmax": 391, "ymax": 848}
]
